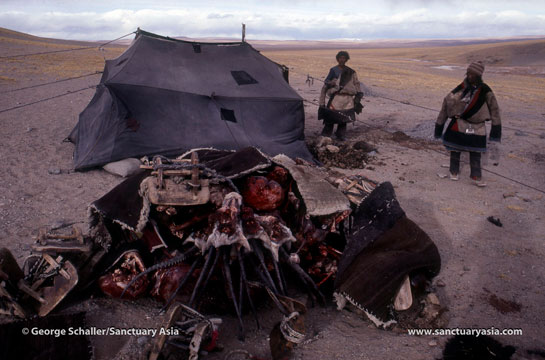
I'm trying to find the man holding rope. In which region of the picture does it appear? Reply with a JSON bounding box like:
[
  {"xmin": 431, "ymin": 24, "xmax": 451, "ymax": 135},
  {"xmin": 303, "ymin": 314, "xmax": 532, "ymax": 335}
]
[{"xmin": 318, "ymin": 51, "xmax": 363, "ymax": 141}]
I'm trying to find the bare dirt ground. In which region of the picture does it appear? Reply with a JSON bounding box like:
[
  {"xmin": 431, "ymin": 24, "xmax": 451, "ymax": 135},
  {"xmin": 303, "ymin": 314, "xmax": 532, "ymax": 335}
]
[{"xmin": 1, "ymin": 28, "xmax": 544, "ymax": 359}]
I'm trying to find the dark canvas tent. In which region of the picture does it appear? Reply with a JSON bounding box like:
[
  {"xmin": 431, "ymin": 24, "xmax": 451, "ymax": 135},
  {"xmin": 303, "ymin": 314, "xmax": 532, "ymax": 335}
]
[{"xmin": 70, "ymin": 29, "xmax": 313, "ymax": 170}]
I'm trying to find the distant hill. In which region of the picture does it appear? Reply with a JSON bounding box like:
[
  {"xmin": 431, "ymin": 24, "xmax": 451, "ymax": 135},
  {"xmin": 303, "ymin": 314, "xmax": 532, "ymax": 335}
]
[
  {"xmin": 0, "ymin": 27, "xmax": 100, "ymax": 47},
  {"xmin": 461, "ymin": 40, "xmax": 545, "ymax": 66},
  {"xmin": 248, "ymin": 37, "xmax": 545, "ymax": 51},
  {"xmin": 2, "ymin": 27, "xmax": 544, "ymax": 67}
]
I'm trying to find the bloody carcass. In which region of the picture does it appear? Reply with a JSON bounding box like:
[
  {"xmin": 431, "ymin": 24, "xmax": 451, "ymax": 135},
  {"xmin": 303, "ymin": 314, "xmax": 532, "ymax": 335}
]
[{"xmin": 87, "ymin": 147, "xmax": 440, "ymax": 333}]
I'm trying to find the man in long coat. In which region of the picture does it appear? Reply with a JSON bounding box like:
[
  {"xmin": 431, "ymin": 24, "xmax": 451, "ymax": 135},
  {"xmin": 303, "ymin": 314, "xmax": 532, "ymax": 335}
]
[
  {"xmin": 435, "ymin": 61, "xmax": 502, "ymax": 187},
  {"xmin": 318, "ymin": 51, "xmax": 363, "ymax": 141}
]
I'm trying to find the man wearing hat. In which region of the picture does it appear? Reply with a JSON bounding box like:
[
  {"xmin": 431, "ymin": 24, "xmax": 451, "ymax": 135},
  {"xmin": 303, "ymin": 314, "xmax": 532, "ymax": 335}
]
[
  {"xmin": 318, "ymin": 51, "xmax": 363, "ymax": 141},
  {"xmin": 434, "ymin": 61, "xmax": 502, "ymax": 187}
]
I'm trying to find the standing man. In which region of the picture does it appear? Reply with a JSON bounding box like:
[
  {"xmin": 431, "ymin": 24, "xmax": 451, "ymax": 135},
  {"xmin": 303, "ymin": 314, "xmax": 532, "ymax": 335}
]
[
  {"xmin": 318, "ymin": 51, "xmax": 363, "ymax": 141},
  {"xmin": 435, "ymin": 61, "xmax": 502, "ymax": 187}
]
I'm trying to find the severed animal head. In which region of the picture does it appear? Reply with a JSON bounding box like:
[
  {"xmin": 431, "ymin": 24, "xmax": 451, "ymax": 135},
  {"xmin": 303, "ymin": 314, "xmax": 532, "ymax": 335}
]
[
  {"xmin": 98, "ymin": 250, "xmax": 149, "ymax": 300},
  {"xmin": 186, "ymin": 192, "xmax": 250, "ymax": 253},
  {"xmin": 254, "ymin": 214, "xmax": 296, "ymax": 261}
]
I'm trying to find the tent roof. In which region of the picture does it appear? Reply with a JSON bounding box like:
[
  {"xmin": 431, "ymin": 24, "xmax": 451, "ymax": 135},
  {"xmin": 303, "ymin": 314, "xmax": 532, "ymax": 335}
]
[{"xmin": 104, "ymin": 29, "xmax": 301, "ymax": 100}]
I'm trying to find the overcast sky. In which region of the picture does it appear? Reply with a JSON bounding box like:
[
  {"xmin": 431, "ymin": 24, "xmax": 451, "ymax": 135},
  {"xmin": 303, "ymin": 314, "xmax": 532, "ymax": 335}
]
[{"xmin": 1, "ymin": 0, "xmax": 544, "ymax": 41}]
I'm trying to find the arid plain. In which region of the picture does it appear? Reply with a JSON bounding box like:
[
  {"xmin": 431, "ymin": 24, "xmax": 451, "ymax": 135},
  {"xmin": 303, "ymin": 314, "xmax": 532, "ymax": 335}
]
[{"xmin": 1, "ymin": 27, "xmax": 544, "ymax": 359}]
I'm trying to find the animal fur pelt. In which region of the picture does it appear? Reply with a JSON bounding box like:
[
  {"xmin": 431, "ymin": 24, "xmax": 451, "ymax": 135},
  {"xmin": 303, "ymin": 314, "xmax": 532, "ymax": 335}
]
[
  {"xmin": 334, "ymin": 182, "xmax": 441, "ymax": 327},
  {"xmin": 90, "ymin": 170, "xmax": 150, "ymax": 232}
]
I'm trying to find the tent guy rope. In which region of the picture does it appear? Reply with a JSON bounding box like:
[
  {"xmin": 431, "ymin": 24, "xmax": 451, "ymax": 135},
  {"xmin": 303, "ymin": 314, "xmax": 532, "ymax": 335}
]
[
  {"xmin": 0, "ymin": 85, "xmax": 96, "ymax": 115},
  {"xmin": 301, "ymin": 72, "xmax": 543, "ymax": 137},
  {"xmin": 0, "ymin": 31, "xmax": 136, "ymax": 60},
  {"xmin": 0, "ymin": 72, "xmax": 102, "ymax": 94}
]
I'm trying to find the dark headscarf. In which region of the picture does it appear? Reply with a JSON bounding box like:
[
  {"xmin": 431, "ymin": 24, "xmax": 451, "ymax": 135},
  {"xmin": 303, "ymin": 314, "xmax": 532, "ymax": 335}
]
[{"xmin": 336, "ymin": 51, "xmax": 350, "ymax": 60}]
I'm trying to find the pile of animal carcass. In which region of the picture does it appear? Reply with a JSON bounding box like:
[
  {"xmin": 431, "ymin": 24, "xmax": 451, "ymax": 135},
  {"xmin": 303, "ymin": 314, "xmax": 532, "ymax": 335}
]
[
  {"xmin": 90, "ymin": 147, "xmax": 357, "ymax": 314},
  {"xmin": 0, "ymin": 147, "xmax": 441, "ymax": 360},
  {"xmin": 307, "ymin": 137, "xmax": 377, "ymax": 169}
]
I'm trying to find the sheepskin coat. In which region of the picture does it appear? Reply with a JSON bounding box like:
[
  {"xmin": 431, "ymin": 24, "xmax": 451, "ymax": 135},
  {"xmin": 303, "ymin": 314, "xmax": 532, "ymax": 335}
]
[
  {"xmin": 319, "ymin": 66, "xmax": 361, "ymax": 111},
  {"xmin": 436, "ymin": 79, "xmax": 501, "ymax": 152}
]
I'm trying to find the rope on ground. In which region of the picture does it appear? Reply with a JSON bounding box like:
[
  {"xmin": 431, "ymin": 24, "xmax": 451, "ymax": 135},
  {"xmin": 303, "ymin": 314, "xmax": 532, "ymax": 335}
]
[
  {"xmin": 300, "ymin": 71, "xmax": 544, "ymax": 137},
  {"xmin": 0, "ymin": 85, "xmax": 96, "ymax": 115},
  {"xmin": 302, "ymin": 97, "xmax": 379, "ymax": 128},
  {"xmin": 301, "ymin": 91, "xmax": 545, "ymax": 194},
  {"xmin": 427, "ymin": 148, "xmax": 545, "ymax": 194},
  {"xmin": 303, "ymin": 73, "xmax": 441, "ymax": 112},
  {"xmin": 0, "ymin": 31, "xmax": 136, "ymax": 60},
  {"xmin": 374, "ymin": 94, "xmax": 438, "ymax": 112},
  {"xmin": 370, "ymin": 94, "xmax": 542, "ymax": 137},
  {"xmin": 0, "ymin": 72, "xmax": 102, "ymax": 94},
  {"xmin": 481, "ymin": 167, "xmax": 545, "ymax": 194}
]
